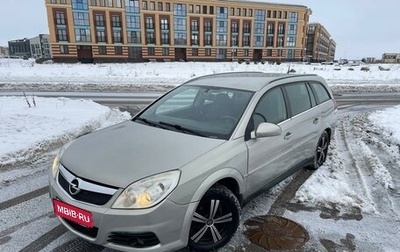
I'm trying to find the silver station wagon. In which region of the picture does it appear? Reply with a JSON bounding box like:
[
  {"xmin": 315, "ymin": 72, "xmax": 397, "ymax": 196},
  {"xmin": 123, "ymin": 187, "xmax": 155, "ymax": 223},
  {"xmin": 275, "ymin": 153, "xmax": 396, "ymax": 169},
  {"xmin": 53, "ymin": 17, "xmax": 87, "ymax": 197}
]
[{"xmin": 49, "ymin": 72, "xmax": 337, "ymax": 252}]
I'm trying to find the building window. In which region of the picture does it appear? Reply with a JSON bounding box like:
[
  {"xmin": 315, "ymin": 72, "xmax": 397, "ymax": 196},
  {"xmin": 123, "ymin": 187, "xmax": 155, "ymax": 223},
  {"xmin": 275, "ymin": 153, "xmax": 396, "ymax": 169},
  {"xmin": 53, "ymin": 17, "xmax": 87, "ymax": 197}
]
[
  {"xmin": 210, "ymin": 6, "xmax": 214, "ymax": 15},
  {"xmin": 73, "ymin": 12, "xmax": 90, "ymax": 26},
  {"xmin": 254, "ymin": 35, "xmax": 263, "ymax": 47},
  {"xmin": 116, "ymin": 0, "xmax": 122, "ymax": 7},
  {"xmin": 278, "ymin": 23, "xmax": 285, "ymax": 35},
  {"xmin": 254, "ymin": 9, "xmax": 265, "ymax": 21},
  {"xmin": 217, "ymin": 21, "xmax": 227, "ymax": 33},
  {"xmin": 191, "ymin": 34, "xmax": 199, "ymax": 45},
  {"xmin": 236, "ymin": 8, "xmax": 241, "ymax": 16},
  {"xmin": 192, "ymin": 48, "xmax": 198, "ymax": 56},
  {"xmin": 267, "ymin": 23, "xmax": 274, "ymax": 34},
  {"xmin": 243, "ymin": 35, "xmax": 250, "ymax": 46},
  {"xmin": 173, "ymin": 3, "xmax": 186, "ymax": 16},
  {"xmin": 230, "ymin": 7, "xmax": 234, "ymax": 16},
  {"xmin": 75, "ymin": 28, "xmax": 91, "ymax": 42},
  {"xmin": 162, "ymin": 47, "xmax": 169, "ymax": 56},
  {"xmin": 217, "ymin": 34, "xmax": 226, "ymax": 46},
  {"xmin": 57, "ymin": 29, "xmax": 68, "ymax": 41},
  {"xmin": 254, "ymin": 23, "xmax": 264, "ymax": 34},
  {"xmin": 60, "ymin": 45, "xmax": 69, "ymax": 54},
  {"xmin": 100, "ymin": 0, "xmax": 106, "ymax": 6},
  {"xmin": 216, "ymin": 48, "xmax": 226, "ymax": 59},
  {"xmin": 203, "ymin": 6, "xmax": 207, "ymax": 14},
  {"xmin": 231, "ymin": 22, "xmax": 238, "ymax": 33},
  {"xmin": 55, "ymin": 11, "xmax": 66, "ymax": 25},
  {"xmin": 231, "ymin": 35, "xmax": 238, "ymax": 46},
  {"xmin": 243, "ymin": 23, "xmax": 251, "ymax": 33},
  {"xmin": 142, "ymin": 1, "xmax": 147, "ymax": 10},
  {"xmin": 289, "ymin": 12, "xmax": 298, "ymax": 22},
  {"xmin": 273, "ymin": 11, "xmax": 277, "ymax": 18},
  {"xmin": 243, "ymin": 8, "xmax": 247, "ymax": 17},
  {"xmin": 166, "ymin": 3, "xmax": 170, "ymax": 11},
  {"xmin": 288, "ymin": 24, "xmax": 297, "ymax": 35},
  {"xmin": 126, "ymin": 0, "xmax": 140, "ymax": 13},
  {"xmin": 196, "ymin": 5, "xmax": 200, "ymax": 13},
  {"xmin": 115, "ymin": 46, "xmax": 123, "ymax": 55},
  {"xmin": 51, "ymin": 0, "xmax": 57, "ymax": 3},
  {"xmin": 161, "ymin": 18, "xmax": 169, "ymax": 30},
  {"xmin": 128, "ymin": 30, "xmax": 141, "ymax": 43},
  {"xmin": 267, "ymin": 49, "xmax": 272, "ymax": 56},
  {"xmin": 113, "ymin": 30, "xmax": 122, "ymax": 43},
  {"xmin": 191, "ymin": 20, "xmax": 198, "ymax": 31},
  {"xmin": 243, "ymin": 49, "xmax": 249, "ymax": 56},
  {"xmin": 146, "ymin": 17, "xmax": 154, "ymax": 29},
  {"xmin": 126, "ymin": 15, "xmax": 140, "ymax": 29},
  {"xmin": 161, "ymin": 33, "xmax": 169, "ymax": 44},
  {"xmin": 148, "ymin": 47, "xmax": 155, "ymax": 55},
  {"xmin": 95, "ymin": 14, "xmax": 105, "ymax": 26},
  {"xmin": 99, "ymin": 45, "xmax": 107, "ymax": 54},
  {"xmin": 72, "ymin": 0, "xmax": 89, "ymax": 10},
  {"xmin": 284, "ymin": 11, "xmax": 288, "ymax": 19},
  {"xmin": 174, "ymin": 17, "xmax": 186, "ymax": 31},
  {"xmin": 150, "ymin": 1, "xmax": 155, "ymax": 10},
  {"xmin": 204, "ymin": 20, "xmax": 212, "ymax": 32},
  {"xmin": 204, "ymin": 34, "xmax": 212, "ymax": 46},
  {"xmin": 158, "ymin": 2, "xmax": 163, "ymax": 11},
  {"xmin": 249, "ymin": 9, "xmax": 253, "ymax": 17},
  {"xmin": 108, "ymin": 0, "xmax": 113, "ymax": 7},
  {"xmin": 205, "ymin": 48, "xmax": 211, "ymax": 56},
  {"xmin": 112, "ymin": 15, "xmax": 121, "ymax": 27},
  {"xmin": 267, "ymin": 36, "xmax": 274, "ymax": 47},
  {"xmin": 174, "ymin": 33, "xmax": 186, "ymax": 45},
  {"xmin": 217, "ymin": 7, "xmax": 227, "ymax": 19},
  {"xmin": 287, "ymin": 37, "xmax": 295, "ymax": 47},
  {"xmin": 146, "ymin": 32, "xmax": 155, "ymax": 44},
  {"xmin": 278, "ymin": 11, "xmax": 282, "ymax": 19},
  {"xmin": 189, "ymin": 4, "xmax": 193, "ymax": 13},
  {"xmin": 277, "ymin": 37, "xmax": 284, "ymax": 47},
  {"xmin": 96, "ymin": 30, "xmax": 106, "ymax": 42}
]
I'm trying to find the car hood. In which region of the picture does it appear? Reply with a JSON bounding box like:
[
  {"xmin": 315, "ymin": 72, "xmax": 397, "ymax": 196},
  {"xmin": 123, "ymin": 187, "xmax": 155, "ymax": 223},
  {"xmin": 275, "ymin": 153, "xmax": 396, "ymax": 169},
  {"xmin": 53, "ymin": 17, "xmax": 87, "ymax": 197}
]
[{"xmin": 60, "ymin": 121, "xmax": 223, "ymax": 188}]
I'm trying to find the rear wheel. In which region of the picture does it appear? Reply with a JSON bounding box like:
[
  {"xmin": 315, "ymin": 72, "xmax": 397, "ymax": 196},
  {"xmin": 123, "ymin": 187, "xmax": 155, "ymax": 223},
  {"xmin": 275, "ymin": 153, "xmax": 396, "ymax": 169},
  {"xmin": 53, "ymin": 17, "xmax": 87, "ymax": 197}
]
[
  {"xmin": 188, "ymin": 184, "xmax": 240, "ymax": 251},
  {"xmin": 309, "ymin": 131, "xmax": 330, "ymax": 170}
]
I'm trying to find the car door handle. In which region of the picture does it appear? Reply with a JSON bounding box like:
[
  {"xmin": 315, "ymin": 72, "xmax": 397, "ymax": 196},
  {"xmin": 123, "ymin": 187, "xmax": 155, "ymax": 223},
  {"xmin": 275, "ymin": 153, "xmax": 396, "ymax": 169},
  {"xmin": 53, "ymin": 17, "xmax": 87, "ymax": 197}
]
[
  {"xmin": 313, "ymin": 117, "xmax": 320, "ymax": 124},
  {"xmin": 284, "ymin": 132, "xmax": 292, "ymax": 140}
]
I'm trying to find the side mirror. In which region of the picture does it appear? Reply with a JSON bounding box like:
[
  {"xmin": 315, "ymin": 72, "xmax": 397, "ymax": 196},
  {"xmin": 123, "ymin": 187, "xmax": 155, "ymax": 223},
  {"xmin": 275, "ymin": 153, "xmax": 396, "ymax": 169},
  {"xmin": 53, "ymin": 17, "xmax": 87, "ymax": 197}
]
[{"xmin": 251, "ymin": 122, "xmax": 282, "ymax": 139}]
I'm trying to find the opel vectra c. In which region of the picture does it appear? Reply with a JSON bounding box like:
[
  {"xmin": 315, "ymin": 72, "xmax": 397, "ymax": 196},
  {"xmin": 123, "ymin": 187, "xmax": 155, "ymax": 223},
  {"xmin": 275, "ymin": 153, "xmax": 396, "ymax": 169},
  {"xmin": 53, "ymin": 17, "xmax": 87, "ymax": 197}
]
[{"xmin": 49, "ymin": 72, "xmax": 336, "ymax": 251}]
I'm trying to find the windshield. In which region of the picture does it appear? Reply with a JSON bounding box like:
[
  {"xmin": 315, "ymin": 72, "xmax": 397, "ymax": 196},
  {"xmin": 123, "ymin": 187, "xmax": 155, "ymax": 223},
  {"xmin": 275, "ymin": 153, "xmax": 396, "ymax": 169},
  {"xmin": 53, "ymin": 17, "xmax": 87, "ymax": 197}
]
[{"xmin": 134, "ymin": 85, "xmax": 254, "ymax": 140}]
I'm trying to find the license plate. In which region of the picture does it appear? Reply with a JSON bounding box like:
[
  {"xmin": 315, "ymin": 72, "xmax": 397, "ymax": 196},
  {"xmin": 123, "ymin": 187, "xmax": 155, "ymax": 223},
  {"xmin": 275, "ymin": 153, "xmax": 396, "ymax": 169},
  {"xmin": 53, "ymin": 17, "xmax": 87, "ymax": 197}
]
[{"xmin": 53, "ymin": 199, "xmax": 94, "ymax": 228}]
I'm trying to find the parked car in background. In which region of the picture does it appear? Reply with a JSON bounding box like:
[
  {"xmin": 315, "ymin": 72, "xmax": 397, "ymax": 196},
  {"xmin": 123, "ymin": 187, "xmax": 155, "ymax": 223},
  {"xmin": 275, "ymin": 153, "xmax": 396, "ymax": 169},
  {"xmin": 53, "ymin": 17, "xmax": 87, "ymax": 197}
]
[{"xmin": 49, "ymin": 72, "xmax": 337, "ymax": 251}]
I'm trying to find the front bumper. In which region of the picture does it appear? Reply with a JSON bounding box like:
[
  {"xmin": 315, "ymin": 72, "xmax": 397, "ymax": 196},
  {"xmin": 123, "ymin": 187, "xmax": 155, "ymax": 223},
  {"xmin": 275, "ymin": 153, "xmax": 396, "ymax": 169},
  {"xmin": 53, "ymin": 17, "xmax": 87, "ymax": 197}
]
[{"xmin": 49, "ymin": 178, "xmax": 197, "ymax": 252}]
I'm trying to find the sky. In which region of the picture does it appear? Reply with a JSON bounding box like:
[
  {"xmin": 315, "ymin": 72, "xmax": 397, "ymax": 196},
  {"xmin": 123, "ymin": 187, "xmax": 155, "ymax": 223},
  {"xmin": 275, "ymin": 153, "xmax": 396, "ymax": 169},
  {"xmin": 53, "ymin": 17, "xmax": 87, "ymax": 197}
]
[
  {"xmin": 1, "ymin": 58, "xmax": 400, "ymax": 251},
  {"xmin": 0, "ymin": 0, "xmax": 399, "ymax": 60}
]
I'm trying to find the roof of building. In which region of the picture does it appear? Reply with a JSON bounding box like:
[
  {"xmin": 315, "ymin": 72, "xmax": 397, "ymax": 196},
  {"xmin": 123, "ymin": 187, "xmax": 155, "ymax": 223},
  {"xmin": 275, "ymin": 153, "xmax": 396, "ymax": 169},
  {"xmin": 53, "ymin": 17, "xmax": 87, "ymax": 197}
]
[{"xmin": 218, "ymin": 0, "xmax": 308, "ymax": 9}]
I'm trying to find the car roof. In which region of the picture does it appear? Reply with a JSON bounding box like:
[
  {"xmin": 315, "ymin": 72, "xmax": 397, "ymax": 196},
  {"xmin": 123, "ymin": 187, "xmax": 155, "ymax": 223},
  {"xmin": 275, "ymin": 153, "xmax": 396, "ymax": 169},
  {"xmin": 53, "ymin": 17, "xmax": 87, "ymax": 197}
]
[{"xmin": 184, "ymin": 72, "xmax": 323, "ymax": 91}]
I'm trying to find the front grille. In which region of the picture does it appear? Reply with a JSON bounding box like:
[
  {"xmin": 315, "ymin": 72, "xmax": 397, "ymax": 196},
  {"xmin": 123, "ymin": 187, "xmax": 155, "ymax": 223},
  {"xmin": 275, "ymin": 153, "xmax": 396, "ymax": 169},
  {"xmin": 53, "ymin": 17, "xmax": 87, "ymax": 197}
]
[
  {"xmin": 58, "ymin": 171, "xmax": 114, "ymax": 206},
  {"xmin": 63, "ymin": 218, "xmax": 99, "ymax": 238},
  {"xmin": 108, "ymin": 232, "xmax": 160, "ymax": 248}
]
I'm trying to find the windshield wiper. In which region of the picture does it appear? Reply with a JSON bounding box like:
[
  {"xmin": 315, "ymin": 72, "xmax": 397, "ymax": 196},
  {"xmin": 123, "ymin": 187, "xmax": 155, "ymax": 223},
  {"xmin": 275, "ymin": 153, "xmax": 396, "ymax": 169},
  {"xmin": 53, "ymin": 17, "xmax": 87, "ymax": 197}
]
[
  {"xmin": 134, "ymin": 117, "xmax": 164, "ymax": 128},
  {"xmin": 159, "ymin": 121, "xmax": 207, "ymax": 137}
]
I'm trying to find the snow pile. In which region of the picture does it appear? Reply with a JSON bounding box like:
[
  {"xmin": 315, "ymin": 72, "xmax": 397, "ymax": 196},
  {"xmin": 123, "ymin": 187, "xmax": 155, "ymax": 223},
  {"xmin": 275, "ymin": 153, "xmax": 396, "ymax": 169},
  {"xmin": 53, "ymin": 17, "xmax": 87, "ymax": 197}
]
[
  {"xmin": 0, "ymin": 96, "xmax": 131, "ymax": 167},
  {"xmin": 369, "ymin": 105, "xmax": 400, "ymax": 143},
  {"xmin": 1, "ymin": 58, "xmax": 400, "ymax": 88}
]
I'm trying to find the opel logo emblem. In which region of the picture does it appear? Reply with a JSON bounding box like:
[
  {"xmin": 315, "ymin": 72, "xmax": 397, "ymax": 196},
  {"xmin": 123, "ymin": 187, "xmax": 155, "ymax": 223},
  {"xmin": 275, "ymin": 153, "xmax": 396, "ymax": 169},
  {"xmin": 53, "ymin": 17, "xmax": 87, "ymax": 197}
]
[{"xmin": 69, "ymin": 178, "xmax": 81, "ymax": 195}]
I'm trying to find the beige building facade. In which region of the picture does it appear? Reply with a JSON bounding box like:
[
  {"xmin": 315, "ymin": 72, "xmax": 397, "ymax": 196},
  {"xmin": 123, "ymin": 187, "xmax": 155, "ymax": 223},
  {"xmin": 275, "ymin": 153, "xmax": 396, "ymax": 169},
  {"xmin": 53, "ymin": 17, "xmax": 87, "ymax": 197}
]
[
  {"xmin": 382, "ymin": 53, "xmax": 400, "ymax": 63},
  {"xmin": 45, "ymin": 0, "xmax": 311, "ymax": 63}
]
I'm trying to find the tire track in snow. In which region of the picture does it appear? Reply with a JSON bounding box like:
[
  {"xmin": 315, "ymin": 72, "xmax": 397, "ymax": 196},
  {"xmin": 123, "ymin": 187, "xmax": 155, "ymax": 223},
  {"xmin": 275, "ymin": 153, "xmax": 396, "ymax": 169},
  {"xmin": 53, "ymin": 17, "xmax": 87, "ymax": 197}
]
[{"xmin": 338, "ymin": 114, "xmax": 399, "ymax": 218}]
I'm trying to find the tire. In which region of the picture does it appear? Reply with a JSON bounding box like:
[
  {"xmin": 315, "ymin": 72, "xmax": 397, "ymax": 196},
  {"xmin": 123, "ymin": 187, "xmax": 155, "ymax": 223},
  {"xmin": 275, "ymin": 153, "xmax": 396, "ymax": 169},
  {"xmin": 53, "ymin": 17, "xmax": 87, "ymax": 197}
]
[
  {"xmin": 188, "ymin": 184, "xmax": 241, "ymax": 251},
  {"xmin": 309, "ymin": 131, "xmax": 330, "ymax": 170}
]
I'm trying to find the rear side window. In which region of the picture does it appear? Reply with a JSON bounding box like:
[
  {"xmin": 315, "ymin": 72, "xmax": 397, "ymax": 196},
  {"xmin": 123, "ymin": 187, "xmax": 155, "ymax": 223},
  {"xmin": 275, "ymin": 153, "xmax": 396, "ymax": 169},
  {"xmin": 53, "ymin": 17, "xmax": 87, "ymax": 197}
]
[
  {"xmin": 253, "ymin": 87, "xmax": 287, "ymax": 127},
  {"xmin": 311, "ymin": 82, "xmax": 331, "ymax": 104},
  {"xmin": 284, "ymin": 83, "xmax": 312, "ymax": 116}
]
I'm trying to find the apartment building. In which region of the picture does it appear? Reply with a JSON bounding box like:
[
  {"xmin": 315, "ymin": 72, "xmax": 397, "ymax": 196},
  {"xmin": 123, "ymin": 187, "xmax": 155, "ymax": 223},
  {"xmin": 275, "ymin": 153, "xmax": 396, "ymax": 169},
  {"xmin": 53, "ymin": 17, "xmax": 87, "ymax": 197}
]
[
  {"xmin": 45, "ymin": 0, "xmax": 311, "ymax": 63},
  {"xmin": 30, "ymin": 34, "xmax": 52, "ymax": 59},
  {"xmin": 306, "ymin": 23, "xmax": 335, "ymax": 62},
  {"xmin": 0, "ymin": 46, "xmax": 9, "ymax": 57},
  {"xmin": 8, "ymin": 38, "xmax": 31, "ymax": 58},
  {"xmin": 382, "ymin": 53, "xmax": 400, "ymax": 63}
]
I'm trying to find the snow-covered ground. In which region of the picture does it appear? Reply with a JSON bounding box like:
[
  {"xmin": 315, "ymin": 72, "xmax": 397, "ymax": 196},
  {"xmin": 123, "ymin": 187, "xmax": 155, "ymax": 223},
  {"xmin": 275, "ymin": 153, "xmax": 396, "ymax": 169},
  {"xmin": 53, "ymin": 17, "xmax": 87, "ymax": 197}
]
[{"xmin": 1, "ymin": 58, "xmax": 400, "ymax": 251}]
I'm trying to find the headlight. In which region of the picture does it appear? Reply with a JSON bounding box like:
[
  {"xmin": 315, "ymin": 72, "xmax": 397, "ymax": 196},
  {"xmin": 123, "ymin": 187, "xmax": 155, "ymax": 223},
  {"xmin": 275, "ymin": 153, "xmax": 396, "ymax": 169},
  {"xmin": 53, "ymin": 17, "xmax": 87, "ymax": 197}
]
[
  {"xmin": 112, "ymin": 170, "xmax": 181, "ymax": 209},
  {"xmin": 50, "ymin": 141, "xmax": 74, "ymax": 179}
]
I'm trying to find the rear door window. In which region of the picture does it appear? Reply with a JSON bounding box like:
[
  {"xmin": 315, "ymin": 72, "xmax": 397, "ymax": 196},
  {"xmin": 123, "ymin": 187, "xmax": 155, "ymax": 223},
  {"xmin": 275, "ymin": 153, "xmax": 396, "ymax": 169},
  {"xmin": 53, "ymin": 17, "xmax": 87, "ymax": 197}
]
[
  {"xmin": 310, "ymin": 82, "xmax": 331, "ymax": 104},
  {"xmin": 284, "ymin": 83, "xmax": 312, "ymax": 116}
]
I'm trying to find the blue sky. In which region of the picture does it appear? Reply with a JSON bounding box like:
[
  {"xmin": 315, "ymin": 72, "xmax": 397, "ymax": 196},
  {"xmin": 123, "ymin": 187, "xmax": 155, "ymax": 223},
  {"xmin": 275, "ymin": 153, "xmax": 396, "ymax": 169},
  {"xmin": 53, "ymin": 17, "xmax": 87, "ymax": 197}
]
[{"xmin": 0, "ymin": 0, "xmax": 398, "ymax": 60}]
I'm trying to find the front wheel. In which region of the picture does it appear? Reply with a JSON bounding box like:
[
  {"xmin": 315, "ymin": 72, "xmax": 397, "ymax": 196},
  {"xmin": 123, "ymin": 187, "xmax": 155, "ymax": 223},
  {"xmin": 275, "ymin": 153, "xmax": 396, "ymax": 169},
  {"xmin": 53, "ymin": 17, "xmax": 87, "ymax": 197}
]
[
  {"xmin": 188, "ymin": 184, "xmax": 240, "ymax": 251},
  {"xmin": 309, "ymin": 131, "xmax": 330, "ymax": 170}
]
